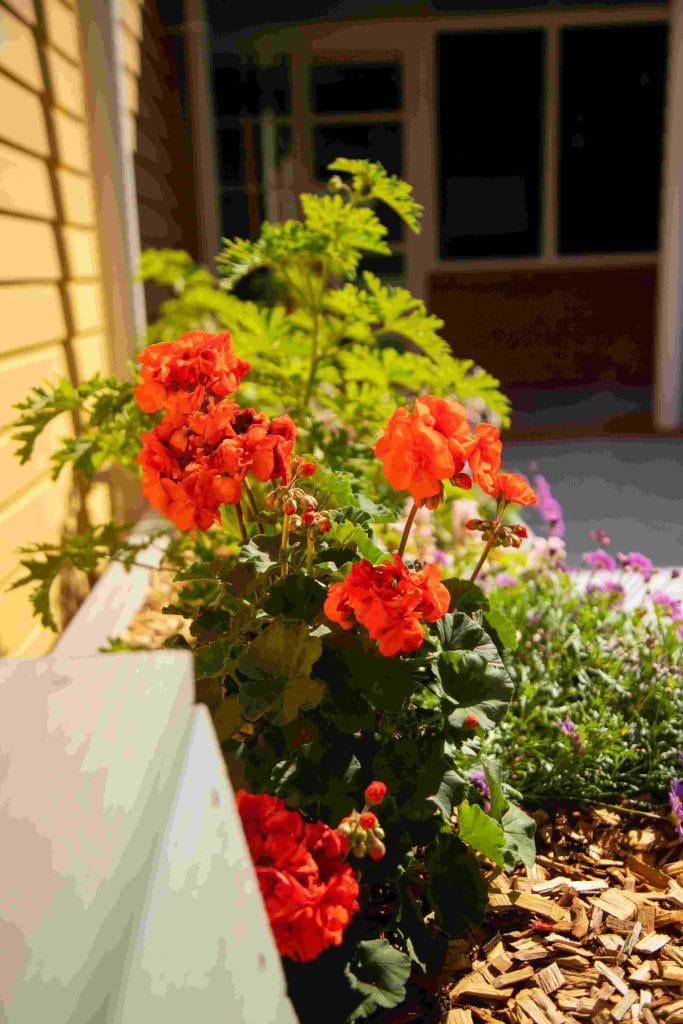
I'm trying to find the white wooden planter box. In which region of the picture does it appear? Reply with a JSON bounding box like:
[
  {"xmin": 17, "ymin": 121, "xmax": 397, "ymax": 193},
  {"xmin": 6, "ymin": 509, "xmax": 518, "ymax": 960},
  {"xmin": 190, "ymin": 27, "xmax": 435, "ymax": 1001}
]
[{"xmin": 0, "ymin": 515, "xmax": 298, "ymax": 1024}]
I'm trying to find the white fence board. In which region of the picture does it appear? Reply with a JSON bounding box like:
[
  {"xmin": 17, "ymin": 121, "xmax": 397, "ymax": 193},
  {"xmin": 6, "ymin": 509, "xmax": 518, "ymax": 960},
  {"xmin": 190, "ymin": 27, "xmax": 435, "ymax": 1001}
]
[
  {"xmin": 0, "ymin": 650, "xmax": 298, "ymax": 1023},
  {"xmin": 112, "ymin": 704, "xmax": 298, "ymax": 1024}
]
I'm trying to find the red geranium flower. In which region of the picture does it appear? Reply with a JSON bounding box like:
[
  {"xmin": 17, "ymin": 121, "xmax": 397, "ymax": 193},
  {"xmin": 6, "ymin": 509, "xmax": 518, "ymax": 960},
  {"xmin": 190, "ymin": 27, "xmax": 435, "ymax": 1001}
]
[
  {"xmin": 324, "ymin": 554, "xmax": 450, "ymax": 656},
  {"xmin": 134, "ymin": 330, "xmax": 250, "ymax": 413},
  {"xmin": 138, "ymin": 400, "xmax": 295, "ymax": 530},
  {"xmin": 236, "ymin": 791, "xmax": 360, "ymax": 963},
  {"xmin": 466, "ymin": 423, "xmax": 502, "ymax": 496},
  {"xmin": 494, "ymin": 471, "xmax": 538, "ymax": 507}
]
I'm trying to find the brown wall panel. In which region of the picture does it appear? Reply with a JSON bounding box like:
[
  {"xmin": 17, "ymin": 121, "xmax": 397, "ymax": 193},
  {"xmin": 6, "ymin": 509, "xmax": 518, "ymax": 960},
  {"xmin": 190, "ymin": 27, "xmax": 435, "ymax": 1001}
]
[{"xmin": 428, "ymin": 265, "xmax": 657, "ymax": 388}]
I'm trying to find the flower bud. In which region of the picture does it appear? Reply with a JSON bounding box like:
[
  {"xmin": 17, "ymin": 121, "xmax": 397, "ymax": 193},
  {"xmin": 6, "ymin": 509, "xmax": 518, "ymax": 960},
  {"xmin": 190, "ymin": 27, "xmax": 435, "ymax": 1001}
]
[
  {"xmin": 283, "ymin": 499, "xmax": 297, "ymax": 515},
  {"xmin": 367, "ymin": 838, "xmax": 386, "ymax": 861},
  {"xmin": 464, "ymin": 714, "xmax": 479, "ymax": 729},
  {"xmin": 465, "ymin": 519, "xmax": 484, "ymax": 531},
  {"xmin": 304, "ymin": 495, "xmax": 318, "ymax": 510},
  {"xmin": 301, "ymin": 510, "xmax": 316, "ymax": 526},
  {"xmin": 328, "ymin": 175, "xmax": 344, "ymax": 193},
  {"xmin": 451, "ymin": 473, "xmax": 472, "ymax": 490},
  {"xmin": 355, "ymin": 841, "xmax": 367, "ymax": 858},
  {"xmin": 317, "ymin": 517, "xmax": 331, "ymax": 534},
  {"xmin": 359, "ymin": 812, "xmax": 378, "ymax": 829},
  {"xmin": 298, "ymin": 461, "xmax": 317, "ymax": 478},
  {"xmin": 364, "ymin": 781, "xmax": 388, "ymax": 807}
]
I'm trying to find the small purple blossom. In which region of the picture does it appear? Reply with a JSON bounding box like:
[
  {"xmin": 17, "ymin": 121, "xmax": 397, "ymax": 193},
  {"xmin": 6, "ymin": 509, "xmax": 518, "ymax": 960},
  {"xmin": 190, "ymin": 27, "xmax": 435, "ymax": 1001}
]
[
  {"xmin": 557, "ymin": 717, "xmax": 583, "ymax": 753},
  {"xmin": 469, "ymin": 767, "xmax": 491, "ymax": 812},
  {"xmin": 618, "ymin": 551, "xmax": 654, "ymax": 580},
  {"xmin": 583, "ymin": 549, "xmax": 617, "ymax": 572},
  {"xmin": 669, "ymin": 777, "xmax": 683, "ymax": 839},
  {"xmin": 494, "ymin": 572, "xmax": 518, "ymax": 588},
  {"xmin": 533, "ymin": 474, "xmax": 565, "ymax": 538},
  {"xmin": 651, "ymin": 591, "xmax": 683, "ymax": 621},
  {"xmin": 433, "ymin": 548, "xmax": 450, "ymax": 567},
  {"xmin": 590, "ymin": 529, "xmax": 611, "ymax": 546},
  {"xmin": 586, "ymin": 579, "xmax": 625, "ymax": 602}
]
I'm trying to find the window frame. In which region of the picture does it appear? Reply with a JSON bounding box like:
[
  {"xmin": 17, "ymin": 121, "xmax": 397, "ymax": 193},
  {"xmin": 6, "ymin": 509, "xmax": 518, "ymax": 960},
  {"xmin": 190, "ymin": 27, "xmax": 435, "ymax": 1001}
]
[{"xmin": 248, "ymin": 7, "xmax": 669, "ymax": 293}]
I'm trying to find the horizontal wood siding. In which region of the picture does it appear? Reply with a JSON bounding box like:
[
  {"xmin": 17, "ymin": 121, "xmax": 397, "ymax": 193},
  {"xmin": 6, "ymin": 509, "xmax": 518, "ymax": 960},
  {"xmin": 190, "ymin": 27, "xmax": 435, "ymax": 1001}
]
[{"xmin": 0, "ymin": 0, "xmax": 112, "ymax": 656}]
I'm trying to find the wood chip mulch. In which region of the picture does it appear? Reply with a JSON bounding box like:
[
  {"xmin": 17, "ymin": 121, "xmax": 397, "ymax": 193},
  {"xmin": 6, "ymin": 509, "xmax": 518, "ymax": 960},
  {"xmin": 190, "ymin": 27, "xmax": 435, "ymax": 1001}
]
[{"xmin": 435, "ymin": 805, "xmax": 683, "ymax": 1024}]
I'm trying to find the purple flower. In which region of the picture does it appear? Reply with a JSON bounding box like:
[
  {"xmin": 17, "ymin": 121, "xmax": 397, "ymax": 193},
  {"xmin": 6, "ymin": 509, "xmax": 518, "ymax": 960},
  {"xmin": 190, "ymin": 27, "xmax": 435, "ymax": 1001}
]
[
  {"xmin": 557, "ymin": 717, "xmax": 583, "ymax": 753},
  {"xmin": 583, "ymin": 549, "xmax": 617, "ymax": 572},
  {"xmin": 494, "ymin": 572, "xmax": 517, "ymax": 588},
  {"xmin": 587, "ymin": 579, "xmax": 624, "ymax": 601},
  {"xmin": 533, "ymin": 474, "xmax": 565, "ymax": 538},
  {"xmin": 590, "ymin": 529, "xmax": 611, "ymax": 546},
  {"xmin": 469, "ymin": 766, "xmax": 491, "ymax": 812},
  {"xmin": 651, "ymin": 591, "xmax": 683, "ymax": 621},
  {"xmin": 618, "ymin": 552, "xmax": 654, "ymax": 579},
  {"xmin": 669, "ymin": 778, "xmax": 683, "ymax": 839},
  {"xmin": 433, "ymin": 548, "xmax": 450, "ymax": 567}
]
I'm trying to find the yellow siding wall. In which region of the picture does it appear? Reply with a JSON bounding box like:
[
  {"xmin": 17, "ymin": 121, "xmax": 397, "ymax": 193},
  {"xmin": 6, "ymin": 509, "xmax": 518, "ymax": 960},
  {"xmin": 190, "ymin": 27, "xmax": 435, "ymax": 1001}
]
[{"xmin": 0, "ymin": 0, "xmax": 112, "ymax": 655}]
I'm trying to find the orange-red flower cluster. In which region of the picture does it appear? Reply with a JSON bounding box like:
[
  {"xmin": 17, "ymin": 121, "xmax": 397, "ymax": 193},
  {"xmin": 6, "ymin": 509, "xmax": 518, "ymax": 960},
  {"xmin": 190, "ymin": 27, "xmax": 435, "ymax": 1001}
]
[
  {"xmin": 324, "ymin": 553, "xmax": 450, "ymax": 656},
  {"xmin": 135, "ymin": 331, "xmax": 295, "ymax": 530},
  {"xmin": 236, "ymin": 790, "xmax": 360, "ymax": 963},
  {"xmin": 138, "ymin": 402, "xmax": 296, "ymax": 530},
  {"xmin": 134, "ymin": 330, "xmax": 250, "ymax": 413},
  {"xmin": 373, "ymin": 395, "xmax": 536, "ymax": 507}
]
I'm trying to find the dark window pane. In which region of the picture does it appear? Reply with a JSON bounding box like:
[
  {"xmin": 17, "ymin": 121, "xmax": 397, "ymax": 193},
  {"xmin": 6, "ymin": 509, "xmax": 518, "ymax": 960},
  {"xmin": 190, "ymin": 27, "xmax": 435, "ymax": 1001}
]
[
  {"xmin": 314, "ymin": 123, "xmax": 402, "ymax": 180},
  {"xmin": 359, "ymin": 252, "xmax": 405, "ymax": 278},
  {"xmin": 221, "ymin": 189, "xmax": 264, "ymax": 240},
  {"xmin": 559, "ymin": 24, "xmax": 667, "ymax": 255},
  {"xmin": 214, "ymin": 65, "xmax": 243, "ymax": 117},
  {"xmin": 218, "ymin": 129, "xmax": 243, "ymax": 185},
  {"xmin": 263, "ymin": 57, "xmax": 291, "ymax": 115},
  {"xmin": 312, "ymin": 63, "xmax": 402, "ymax": 114},
  {"xmin": 437, "ymin": 31, "xmax": 544, "ymax": 260},
  {"xmin": 221, "ymin": 190, "xmax": 250, "ymax": 238}
]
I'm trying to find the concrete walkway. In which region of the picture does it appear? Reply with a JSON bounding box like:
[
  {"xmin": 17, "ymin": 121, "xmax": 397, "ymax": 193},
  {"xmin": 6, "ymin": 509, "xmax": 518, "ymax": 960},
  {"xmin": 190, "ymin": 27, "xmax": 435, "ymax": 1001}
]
[{"xmin": 505, "ymin": 438, "xmax": 683, "ymax": 566}]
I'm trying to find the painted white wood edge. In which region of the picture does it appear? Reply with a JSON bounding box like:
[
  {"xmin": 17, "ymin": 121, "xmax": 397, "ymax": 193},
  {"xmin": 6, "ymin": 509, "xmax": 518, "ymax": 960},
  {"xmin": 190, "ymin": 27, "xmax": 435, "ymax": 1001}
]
[
  {"xmin": 52, "ymin": 511, "xmax": 173, "ymax": 658},
  {"xmin": 112, "ymin": 704, "xmax": 298, "ymax": 1024},
  {"xmin": 0, "ymin": 651, "xmax": 196, "ymax": 1024}
]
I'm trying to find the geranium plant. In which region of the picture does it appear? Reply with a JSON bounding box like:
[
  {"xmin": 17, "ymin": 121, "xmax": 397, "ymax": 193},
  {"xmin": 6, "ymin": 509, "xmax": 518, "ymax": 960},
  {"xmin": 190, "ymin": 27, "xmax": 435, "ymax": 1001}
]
[{"xmin": 9, "ymin": 161, "xmax": 540, "ymax": 1021}]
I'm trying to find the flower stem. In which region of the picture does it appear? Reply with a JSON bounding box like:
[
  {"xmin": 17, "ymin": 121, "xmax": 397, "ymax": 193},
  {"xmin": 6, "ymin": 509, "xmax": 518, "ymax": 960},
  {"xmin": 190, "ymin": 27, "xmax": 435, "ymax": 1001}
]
[
  {"xmin": 280, "ymin": 513, "xmax": 291, "ymax": 578},
  {"xmin": 469, "ymin": 503, "xmax": 506, "ymax": 585},
  {"xmin": 397, "ymin": 500, "xmax": 419, "ymax": 560},
  {"xmin": 235, "ymin": 501, "xmax": 248, "ymax": 544},
  {"xmin": 243, "ymin": 479, "xmax": 261, "ymax": 521}
]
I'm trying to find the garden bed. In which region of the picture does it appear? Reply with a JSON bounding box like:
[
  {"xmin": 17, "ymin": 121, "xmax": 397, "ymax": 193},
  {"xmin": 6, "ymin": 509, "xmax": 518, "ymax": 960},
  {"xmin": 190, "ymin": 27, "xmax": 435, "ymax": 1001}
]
[{"xmin": 110, "ymin": 568, "xmax": 683, "ymax": 1024}]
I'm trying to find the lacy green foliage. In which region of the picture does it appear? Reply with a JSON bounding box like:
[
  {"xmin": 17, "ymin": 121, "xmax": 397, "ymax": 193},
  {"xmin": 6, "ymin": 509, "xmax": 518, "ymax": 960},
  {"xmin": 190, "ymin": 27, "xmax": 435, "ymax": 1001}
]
[
  {"xmin": 484, "ymin": 571, "xmax": 683, "ymax": 802},
  {"xmin": 140, "ymin": 161, "xmax": 508, "ymax": 464},
  {"xmin": 11, "ymin": 376, "xmax": 152, "ymax": 479},
  {"xmin": 9, "ymin": 523, "xmax": 158, "ymax": 631}
]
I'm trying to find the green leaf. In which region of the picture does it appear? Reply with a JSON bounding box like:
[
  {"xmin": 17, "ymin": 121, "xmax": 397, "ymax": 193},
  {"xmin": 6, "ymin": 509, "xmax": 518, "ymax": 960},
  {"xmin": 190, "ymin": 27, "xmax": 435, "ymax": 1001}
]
[
  {"xmin": 425, "ymin": 833, "xmax": 489, "ymax": 937},
  {"xmin": 194, "ymin": 638, "xmax": 235, "ymax": 678},
  {"xmin": 457, "ymin": 799, "xmax": 506, "ymax": 867},
  {"xmin": 263, "ymin": 574, "xmax": 327, "ymax": 621},
  {"xmin": 325, "ymin": 634, "xmax": 418, "ymax": 712},
  {"xmin": 500, "ymin": 803, "xmax": 537, "ymax": 869},
  {"xmin": 328, "ymin": 158, "xmax": 423, "ymax": 233},
  {"xmin": 212, "ymin": 695, "xmax": 244, "ymax": 744},
  {"xmin": 396, "ymin": 876, "xmax": 448, "ymax": 973},
  {"xmin": 326, "ymin": 522, "xmax": 387, "ymax": 563},
  {"xmin": 443, "ymin": 578, "xmax": 489, "ymax": 614},
  {"xmin": 238, "ymin": 619, "xmax": 324, "ymax": 724},
  {"xmin": 484, "ymin": 609, "xmax": 518, "ymax": 651},
  {"xmin": 435, "ymin": 612, "xmax": 514, "ymax": 730},
  {"xmin": 344, "ymin": 938, "xmax": 412, "ymax": 1021},
  {"xmin": 313, "ymin": 465, "xmax": 355, "ymax": 508}
]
